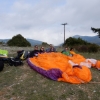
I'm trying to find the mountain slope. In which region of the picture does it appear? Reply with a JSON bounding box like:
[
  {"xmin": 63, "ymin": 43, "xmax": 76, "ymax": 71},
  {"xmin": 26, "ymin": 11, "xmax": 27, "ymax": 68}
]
[
  {"xmin": 0, "ymin": 39, "xmax": 42, "ymax": 46},
  {"xmin": 0, "ymin": 35, "xmax": 100, "ymax": 46},
  {"xmin": 27, "ymin": 39, "xmax": 42, "ymax": 46},
  {"xmin": 73, "ymin": 35, "xmax": 100, "ymax": 45}
]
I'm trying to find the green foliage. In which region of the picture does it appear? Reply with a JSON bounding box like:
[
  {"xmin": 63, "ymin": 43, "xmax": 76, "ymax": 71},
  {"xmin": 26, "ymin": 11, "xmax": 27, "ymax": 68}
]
[
  {"xmin": 75, "ymin": 45, "xmax": 89, "ymax": 52},
  {"xmin": 7, "ymin": 34, "xmax": 31, "ymax": 47},
  {"xmin": 42, "ymin": 42, "xmax": 49, "ymax": 46},
  {"xmin": 0, "ymin": 41, "xmax": 4, "ymax": 44},
  {"xmin": 63, "ymin": 37, "xmax": 90, "ymax": 47},
  {"xmin": 0, "ymin": 41, "xmax": 3, "ymax": 44},
  {"xmin": 88, "ymin": 44, "xmax": 99, "ymax": 52},
  {"xmin": 91, "ymin": 27, "xmax": 100, "ymax": 38},
  {"xmin": 75, "ymin": 44, "xmax": 99, "ymax": 53},
  {"xmin": 63, "ymin": 37, "xmax": 99, "ymax": 53}
]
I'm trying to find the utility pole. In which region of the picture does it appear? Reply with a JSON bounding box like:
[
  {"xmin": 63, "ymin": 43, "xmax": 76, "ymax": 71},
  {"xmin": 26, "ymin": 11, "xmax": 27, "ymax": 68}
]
[{"xmin": 61, "ymin": 23, "xmax": 67, "ymax": 43}]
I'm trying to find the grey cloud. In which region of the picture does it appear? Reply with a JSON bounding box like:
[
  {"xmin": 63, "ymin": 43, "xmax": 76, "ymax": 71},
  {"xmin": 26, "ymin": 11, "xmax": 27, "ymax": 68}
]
[{"xmin": 0, "ymin": 0, "xmax": 100, "ymax": 45}]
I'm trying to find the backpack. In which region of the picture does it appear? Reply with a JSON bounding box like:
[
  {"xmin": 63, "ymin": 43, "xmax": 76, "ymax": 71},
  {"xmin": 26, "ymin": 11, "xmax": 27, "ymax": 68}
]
[
  {"xmin": 8, "ymin": 57, "xmax": 23, "ymax": 67},
  {"xmin": 16, "ymin": 50, "xmax": 30, "ymax": 60},
  {"xmin": 20, "ymin": 51, "xmax": 29, "ymax": 60}
]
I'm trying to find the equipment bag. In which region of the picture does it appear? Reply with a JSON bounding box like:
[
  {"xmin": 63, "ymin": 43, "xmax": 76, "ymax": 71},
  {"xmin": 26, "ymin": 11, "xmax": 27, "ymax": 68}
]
[
  {"xmin": 16, "ymin": 50, "xmax": 30, "ymax": 60},
  {"xmin": 8, "ymin": 57, "xmax": 23, "ymax": 67}
]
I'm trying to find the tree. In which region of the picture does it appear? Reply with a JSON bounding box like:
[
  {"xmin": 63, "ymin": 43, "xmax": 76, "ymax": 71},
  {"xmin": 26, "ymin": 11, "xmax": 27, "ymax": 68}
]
[
  {"xmin": 7, "ymin": 34, "xmax": 31, "ymax": 47},
  {"xmin": 91, "ymin": 27, "xmax": 100, "ymax": 38},
  {"xmin": 63, "ymin": 37, "xmax": 89, "ymax": 47},
  {"xmin": 63, "ymin": 37, "xmax": 99, "ymax": 53},
  {"xmin": 42, "ymin": 42, "xmax": 49, "ymax": 46}
]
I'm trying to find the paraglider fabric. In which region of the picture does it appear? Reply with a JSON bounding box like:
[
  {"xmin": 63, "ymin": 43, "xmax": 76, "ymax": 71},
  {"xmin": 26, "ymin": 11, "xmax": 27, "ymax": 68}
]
[
  {"xmin": 27, "ymin": 52, "xmax": 100, "ymax": 84},
  {"xmin": 0, "ymin": 49, "xmax": 8, "ymax": 57}
]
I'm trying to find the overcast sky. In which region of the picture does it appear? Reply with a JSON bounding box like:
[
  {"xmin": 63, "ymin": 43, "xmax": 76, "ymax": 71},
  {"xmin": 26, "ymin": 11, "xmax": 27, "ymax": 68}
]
[{"xmin": 0, "ymin": 0, "xmax": 100, "ymax": 45}]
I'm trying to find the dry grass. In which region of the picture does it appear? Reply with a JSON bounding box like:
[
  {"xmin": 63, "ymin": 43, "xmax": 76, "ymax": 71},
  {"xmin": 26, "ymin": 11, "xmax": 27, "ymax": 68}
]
[{"xmin": 0, "ymin": 46, "xmax": 100, "ymax": 100}]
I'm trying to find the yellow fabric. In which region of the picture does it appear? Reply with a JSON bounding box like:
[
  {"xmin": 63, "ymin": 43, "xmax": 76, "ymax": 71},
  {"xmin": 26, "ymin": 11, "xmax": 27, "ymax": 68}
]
[
  {"xmin": 70, "ymin": 51, "xmax": 76, "ymax": 55},
  {"xmin": 20, "ymin": 52, "xmax": 25, "ymax": 60},
  {"xmin": 29, "ymin": 52, "xmax": 92, "ymax": 84}
]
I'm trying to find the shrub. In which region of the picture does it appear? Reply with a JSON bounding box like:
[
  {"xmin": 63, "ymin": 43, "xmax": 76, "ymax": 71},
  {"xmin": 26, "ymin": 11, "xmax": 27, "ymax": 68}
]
[
  {"xmin": 7, "ymin": 34, "xmax": 31, "ymax": 47},
  {"xmin": 88, "ymin": 44, "xmax": 99, "ymax": 53}
]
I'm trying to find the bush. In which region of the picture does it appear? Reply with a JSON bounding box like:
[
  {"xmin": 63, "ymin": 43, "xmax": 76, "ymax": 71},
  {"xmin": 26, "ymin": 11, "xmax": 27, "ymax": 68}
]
[
  {"xmin": 75, "ymin": 45, "xmax": 89, "ymax": 52},
  {"xmin": 75, "ymin": 44, "xmax": 99, "ymax": 53},
  {"xmin": 7, "ymin": 34, "xmax": 31, "ymax": 47},
  {"xmin": 63, "ymin": 37, "xmax": 99, "ymax": 53},
  {"xmin": 88, "ymin": 44, "xmax": 99, "ymax": 53}
]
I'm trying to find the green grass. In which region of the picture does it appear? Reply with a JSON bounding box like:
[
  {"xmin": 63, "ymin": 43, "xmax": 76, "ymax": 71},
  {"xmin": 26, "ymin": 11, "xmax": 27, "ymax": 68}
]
[{"xmin": 0, "ymin": 50, "xmax": 100, "ymax": 100}]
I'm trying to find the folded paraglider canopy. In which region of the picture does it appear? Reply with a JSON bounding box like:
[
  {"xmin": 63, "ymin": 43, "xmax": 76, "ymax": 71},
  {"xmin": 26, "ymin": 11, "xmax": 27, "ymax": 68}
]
[{"xmin": 27, "ymin": 52, "xmax": 100, "ymax": 84}]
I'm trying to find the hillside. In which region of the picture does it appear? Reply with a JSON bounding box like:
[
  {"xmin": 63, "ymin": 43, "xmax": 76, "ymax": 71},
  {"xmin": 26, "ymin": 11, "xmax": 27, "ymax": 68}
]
[
  {"xmin": 0, "ymin": 35, "xmax": 100, "ymax": 46},
  {"xmin": 0, "ymin": 39, "xmax": 42, "ymax": 46},
  {"xmin": 27, "ymin": 39, "xmax": 42, "ymax": 46},
  {"xmin": 73, "ymin": 35, "xmax": 100, "ymax": 45}
]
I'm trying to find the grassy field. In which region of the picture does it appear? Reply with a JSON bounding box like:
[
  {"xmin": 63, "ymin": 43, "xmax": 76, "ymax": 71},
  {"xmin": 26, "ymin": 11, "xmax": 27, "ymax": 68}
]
[{"xmin": 0, "ymin": 46, "xmax": 100, "ymax": 100}]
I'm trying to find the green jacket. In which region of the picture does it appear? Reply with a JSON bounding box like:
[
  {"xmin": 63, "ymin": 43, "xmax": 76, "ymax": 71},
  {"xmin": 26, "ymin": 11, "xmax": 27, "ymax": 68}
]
[{"xmin": 62, "ymin": 51, "xmax": 70, "ymax": 56}]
